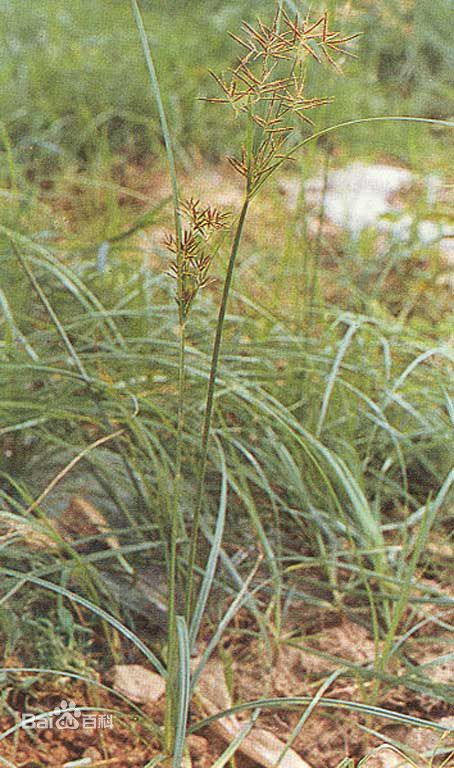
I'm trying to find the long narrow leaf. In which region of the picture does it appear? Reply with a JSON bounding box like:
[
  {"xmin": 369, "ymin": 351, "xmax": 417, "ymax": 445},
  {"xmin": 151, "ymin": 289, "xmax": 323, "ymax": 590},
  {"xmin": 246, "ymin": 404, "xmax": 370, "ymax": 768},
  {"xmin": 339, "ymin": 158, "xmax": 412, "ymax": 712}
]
[
  {"xmin": 1, "ymin": 569, "xmax": 166, "ymax": 676},
  {"xmin": 173, "ymin": 616, "xmax": 191, "ymax": 768},
  {"xmin": 189, "ymin": 439, "xmax": 228, "ymax": 651},
  {"xmin": 191, "ymin": 696, "xmax": 452, "ymax": 733}
]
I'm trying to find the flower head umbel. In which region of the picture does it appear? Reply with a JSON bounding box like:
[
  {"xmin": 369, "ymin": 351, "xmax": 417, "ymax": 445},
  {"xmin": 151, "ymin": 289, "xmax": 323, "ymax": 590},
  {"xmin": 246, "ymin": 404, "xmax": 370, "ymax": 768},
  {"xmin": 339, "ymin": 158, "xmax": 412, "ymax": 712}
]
[
  {"xmin": 165, "ymin": 198, "xmax": 230, "ymax": 318},
  {"xmin": 205, "ymin": 6, "xmax": 359, "ymax": 196}
]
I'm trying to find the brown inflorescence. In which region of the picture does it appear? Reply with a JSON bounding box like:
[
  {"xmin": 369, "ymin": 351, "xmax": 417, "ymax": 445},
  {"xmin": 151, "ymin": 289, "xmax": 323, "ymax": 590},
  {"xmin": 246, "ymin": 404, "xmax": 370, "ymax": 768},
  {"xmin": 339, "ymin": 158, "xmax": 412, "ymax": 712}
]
[
  {"xmin": 164, "ymin": 198, "xmax": 230, "ymax": 317},
  {"xmin": 205, "ymin": 8, "xmax": 359, "ymax": 194}
]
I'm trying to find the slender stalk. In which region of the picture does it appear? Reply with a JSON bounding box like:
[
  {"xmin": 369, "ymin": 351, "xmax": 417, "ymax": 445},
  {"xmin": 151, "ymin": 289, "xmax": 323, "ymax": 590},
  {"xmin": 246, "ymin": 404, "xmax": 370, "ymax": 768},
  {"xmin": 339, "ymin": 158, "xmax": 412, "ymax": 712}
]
[
  {"xmin": 310, "ymin": 141, "xmax": 330, "ymax": 323},
  {"xmin": 13, "ymin": 244, "xmax": 89, "ymax": 382},
  {"xmin": 130, "ymin": 1, "xmax": 185, "ymax": 755},
  {"xmin": 164, "ymin": 319, "xmax": 186, "ymax": 755},
  {"xmin": 130, "ymin": 0, "xmax": 182, "ymax": 249},
  {"xmin": 252, "ymin": 115, "xmax": 454, "ymax": 197},
  {"xmin": 185, "ymin": 195, "xmax": 250, "ymax": 623}
]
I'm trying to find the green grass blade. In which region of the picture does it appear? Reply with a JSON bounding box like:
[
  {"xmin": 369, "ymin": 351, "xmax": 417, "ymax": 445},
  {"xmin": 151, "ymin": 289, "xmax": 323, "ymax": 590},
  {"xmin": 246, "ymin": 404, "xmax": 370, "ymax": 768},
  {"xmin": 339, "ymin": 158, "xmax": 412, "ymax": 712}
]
[
  {"xmin": 316, "ymin": 318, "xmax": 360, "ymax": 437},
  {"xmin": 1, "ymin": 568, "xmax": 166, "ymax": 676},
  {"xmin": 191, "ymin": 696, "xmax": 452, "ymax": 733},
  {"xmin": 276, "ymin": 669, "xmax": 344, "ymax": 765},
  {"xmin": 190, "ymin": 559, "xmax": 261, "ymax": 694},
  {"xmin": 189, "ymin": 438, "xmax": 228, "ymax": 652},
  {"xmin": 11, "ymin": 243, "xmax": 89, "ymax": 381},
  {"xmin": 130, "ymin": 0, "xmax": 182, "ymax": 246},
  {"xmin": 0, "ymin": 667, "xmax": 161, "ymax": 735},
  {"xmin": 210, "ymin": 713, "xmax": 259, "ymax": 768},
  {"xmin": 173, "ymin": 616, "xmax": 190, "ymax": 768}
]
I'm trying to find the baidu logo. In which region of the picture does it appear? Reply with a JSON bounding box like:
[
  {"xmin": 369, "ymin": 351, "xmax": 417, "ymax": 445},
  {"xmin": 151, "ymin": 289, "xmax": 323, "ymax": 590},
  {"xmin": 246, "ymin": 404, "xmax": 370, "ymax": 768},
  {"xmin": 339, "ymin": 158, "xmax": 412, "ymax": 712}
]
[{"xmin": 21, "ymin": 700, "xmax": 113, "ymax": 730}]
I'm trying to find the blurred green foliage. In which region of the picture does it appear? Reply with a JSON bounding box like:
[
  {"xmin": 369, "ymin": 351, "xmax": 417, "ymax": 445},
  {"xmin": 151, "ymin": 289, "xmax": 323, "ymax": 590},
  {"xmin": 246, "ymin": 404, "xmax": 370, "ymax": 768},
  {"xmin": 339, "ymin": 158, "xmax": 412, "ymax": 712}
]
[{"xmin": 0, "ymin": 0, "xmax": 452, "ymax": 177}]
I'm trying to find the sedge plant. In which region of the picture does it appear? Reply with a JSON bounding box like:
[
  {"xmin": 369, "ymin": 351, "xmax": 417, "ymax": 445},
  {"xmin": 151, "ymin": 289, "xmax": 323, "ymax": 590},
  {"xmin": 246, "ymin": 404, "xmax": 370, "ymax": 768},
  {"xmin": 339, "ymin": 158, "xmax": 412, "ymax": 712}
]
[
  {"xmin": 183, "ymin": 5, "xmax": 363, "ymax": 625},
  {"xmin": 132, "ymin": 1, "xmax": 361, "ymax": 760},
  {"xmin": 131, "ymin": 1, "xmax": 453, "ymax": 763},
  {"xmin": 0, "ymin": 3, "xmax": 452, "ymax": 767}
]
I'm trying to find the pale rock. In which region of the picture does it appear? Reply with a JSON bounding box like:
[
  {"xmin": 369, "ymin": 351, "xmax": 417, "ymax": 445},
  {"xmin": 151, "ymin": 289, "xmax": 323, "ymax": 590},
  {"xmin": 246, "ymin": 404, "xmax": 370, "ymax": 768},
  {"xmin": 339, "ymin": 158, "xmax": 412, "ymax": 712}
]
[
  {"xmin": 439, "ymin": 236, "xmax": 454, "ymax": 266},
  {"xmin": 280, "ymin": 164, "xmax": 452, "ymax": 253},
  {"xmin": 405, "ymin": 716, "xmax": 454, "ymax": 754},
  {"xmin": 361, "ymin": 746, "xmax": 414, "ymax": 767},
  {"xmin": 323, "ymin": 163, "xmax": 413, "ymax": 196},
  {"xmin": 186, "ymin": 734, "xmax": 210, "ymax": 758},
  {"xmin": 304, "ymin": 163, "xmax": 413, "ymax": 236},
  {"xmin": 113, "ymin": 664, "xmax": 165, "ymax": 704},
  {"xmin": 281, "ymin": 163, "xmax": 413, "ymax": 236}
]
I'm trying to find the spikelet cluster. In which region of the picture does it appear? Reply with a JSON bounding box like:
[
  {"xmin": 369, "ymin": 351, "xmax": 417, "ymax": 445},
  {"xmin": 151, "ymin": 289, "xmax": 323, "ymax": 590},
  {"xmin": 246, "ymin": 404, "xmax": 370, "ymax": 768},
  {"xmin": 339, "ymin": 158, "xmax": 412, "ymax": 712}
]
[
  {"xmin": 165, "ymin": 198, "xmax": 230, "ymax": 317},
  {"xmin": 206, "ymin": 8, "xmax": 358, "ymax": 194}
]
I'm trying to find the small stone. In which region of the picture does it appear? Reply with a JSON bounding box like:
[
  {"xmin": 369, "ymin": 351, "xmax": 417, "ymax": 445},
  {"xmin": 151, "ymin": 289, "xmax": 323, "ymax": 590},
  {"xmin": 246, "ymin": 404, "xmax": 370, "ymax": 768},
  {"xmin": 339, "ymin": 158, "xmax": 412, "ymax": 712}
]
[
  {"xmin": 363, "ymin": 747, "xmax": 413, "ymax": 767},
  {"xmin": 112, "ymin": 664, "xmax": 165, "ymax": 704},
  {"xmin": 186, "ymin": 734, "xmax": 209, "ymax": 758},
  {"xmin": 406, "ymin": 717, "xmax": 454, "ymax": 753}
]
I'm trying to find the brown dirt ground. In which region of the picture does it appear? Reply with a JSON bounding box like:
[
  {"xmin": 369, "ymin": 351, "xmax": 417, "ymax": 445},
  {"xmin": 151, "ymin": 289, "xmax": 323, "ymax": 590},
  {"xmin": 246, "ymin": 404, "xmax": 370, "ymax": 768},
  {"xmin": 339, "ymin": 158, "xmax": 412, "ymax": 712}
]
[{"xmin": 1, "ymin": 611, "xmax": 452, "ymax": 768}]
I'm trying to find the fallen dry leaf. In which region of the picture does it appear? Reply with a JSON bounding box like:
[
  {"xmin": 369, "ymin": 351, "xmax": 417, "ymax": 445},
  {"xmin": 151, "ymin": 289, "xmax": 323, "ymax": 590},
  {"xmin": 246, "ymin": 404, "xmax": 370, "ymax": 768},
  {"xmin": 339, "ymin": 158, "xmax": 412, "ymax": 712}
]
[
  {"xmin": 1, "ymin": 518, "xmax": 58, "ymax": 551},
  {"xmin": 196, "ymin": 659, "xmax": 313, "ymax": 768},
  {"xmin": 61, "ymin": 496, "xmax": 122, "ymax": 552}
]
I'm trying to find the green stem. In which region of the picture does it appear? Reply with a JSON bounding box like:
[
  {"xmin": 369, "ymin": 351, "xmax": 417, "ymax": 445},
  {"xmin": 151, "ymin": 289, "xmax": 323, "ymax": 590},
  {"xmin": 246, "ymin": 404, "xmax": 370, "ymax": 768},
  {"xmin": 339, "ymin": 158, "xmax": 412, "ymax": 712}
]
[
  {"xmin": 130, "ymin": 2, "xmax": 185, "ymax": 755},
  {"xmin": 165, "ymin": 320, "xmax": 186, "ymax": 755},
  {"xmin": 185, "ymin": 196, "xmax": 250, "ymax": 624}
]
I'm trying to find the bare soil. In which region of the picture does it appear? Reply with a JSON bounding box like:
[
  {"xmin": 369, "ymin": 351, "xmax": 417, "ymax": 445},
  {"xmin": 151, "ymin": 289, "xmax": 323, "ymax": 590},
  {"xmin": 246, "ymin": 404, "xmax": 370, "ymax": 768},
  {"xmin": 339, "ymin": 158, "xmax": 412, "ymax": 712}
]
[{"xmin": 1, "ymin": 610, "xmax": 452, "ymax": 767}]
